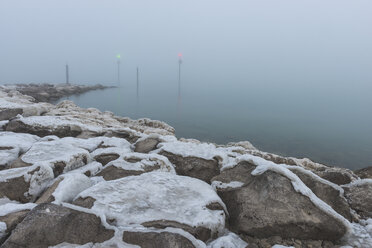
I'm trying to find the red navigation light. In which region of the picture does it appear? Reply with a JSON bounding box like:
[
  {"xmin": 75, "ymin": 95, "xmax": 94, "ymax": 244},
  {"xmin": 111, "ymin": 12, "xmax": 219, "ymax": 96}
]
[{"xmin": 178, "ymin": 53, "xmax": 182, "ymax": 58}]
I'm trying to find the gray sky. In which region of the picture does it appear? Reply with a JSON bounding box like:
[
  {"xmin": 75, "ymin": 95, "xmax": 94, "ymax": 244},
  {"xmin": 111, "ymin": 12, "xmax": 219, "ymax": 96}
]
[{"xmin": 0, "ymin": 0, "xmax": 371, "ymax": 85}]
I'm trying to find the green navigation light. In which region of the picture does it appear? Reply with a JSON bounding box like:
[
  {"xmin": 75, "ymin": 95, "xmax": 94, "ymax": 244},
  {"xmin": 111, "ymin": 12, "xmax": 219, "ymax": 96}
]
[{"xmin": 116, "ymin": 54, "xmax": 121, "ymax": 59}]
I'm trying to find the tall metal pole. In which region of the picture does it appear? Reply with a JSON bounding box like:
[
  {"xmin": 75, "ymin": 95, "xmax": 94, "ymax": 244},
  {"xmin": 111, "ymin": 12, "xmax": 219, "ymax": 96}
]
[
  {"xmin": 136, "ymin": 67, "xmax": 139, "ymax": 98},
  {"xmin": 117, "ymin": 60, "xmax": 120, "ymax": 85},
  {"xmin": 178, "ymin": 54, "xmax": 182, "ymax": 97},
  {"xmin": 66, "ymin": 64, "xmax": 69, "ymax": 85}
]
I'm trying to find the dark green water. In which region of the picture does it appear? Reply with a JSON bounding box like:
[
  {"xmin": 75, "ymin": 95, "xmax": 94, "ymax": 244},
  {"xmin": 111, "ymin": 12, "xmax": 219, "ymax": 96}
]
[{"xmin": 60, "ymin": 80, "xmax": 372, "ymax": 170}]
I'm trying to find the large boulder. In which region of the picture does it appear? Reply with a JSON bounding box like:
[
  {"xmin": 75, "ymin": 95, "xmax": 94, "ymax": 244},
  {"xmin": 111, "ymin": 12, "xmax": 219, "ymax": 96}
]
[
  {"xmin": 160, "ymin": 151, "xmax": 219, "ymax": 183},
  {"xmin": 0, "ymin": 132, "xmax": 39, "ymax": 170},
  {"xmin": 354, "ymin": 166, "xmax": 372, "ymax": 179},
  {"xmin": 6, "ymin": 117, "xmax": 83, "ymax": 138},
  {"xmin": 1, "ymin": 203, "xmax": 114, "ymax": 248},
  {"xmin": 0, "ymin": 108, "xmax": 23, "ymax": 121},
  {"xmin": 344, "ymin": 180, "xmax": 372, "ymax": 218},
  {"xmin": 133, "ymin": 136, "xmax": 160, "ymax": 153},
  {"xmin": 96, "ymin": 154, "xmax": 175, "ymax": 180},
  {"xmin": 73, "ymin": 172, "xmax": 226, "ymax": 242},
  {"xmin": 0, "ymin": 165, "xmax": 55, "ymax": 203},
  {"xmin": 289, "ymin": 167, "xmax": 354, "ymax": 221},
  {"xmin": 20, "ymin": 139, "xmax": 90, "ymax": 176},
  {"xmin": 211, "ymin": 161, "xmax": 348, "ymax": 241}
]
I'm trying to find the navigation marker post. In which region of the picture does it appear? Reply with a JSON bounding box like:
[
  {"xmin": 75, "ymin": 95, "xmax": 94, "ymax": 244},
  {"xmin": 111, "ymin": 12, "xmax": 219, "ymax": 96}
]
[
  {"xmin": 178, "ymin": 53, "xmax": 182, "ymax": 97},
  {"xmin": 116, "ymin": 54, "xmax": 121, "ymax": 85}
]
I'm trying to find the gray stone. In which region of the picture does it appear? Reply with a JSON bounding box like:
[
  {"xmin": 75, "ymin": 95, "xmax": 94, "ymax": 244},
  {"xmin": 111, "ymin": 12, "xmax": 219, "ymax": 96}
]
[
  {"xmin": 95, "ymin": 165, "xmax": 142, "ymax": 180},
  {"xmin": 134, "ymin": 137, "xmax": 160, "ymax": 153},
  {"xmin": 0, "ymin": 176, "xmax": 30, "ymax": 203},
  {"xmin": 1, "ymin": 203, "xmax": 114, "ymax": 248},
  {"xmin": 211, "ymin": 162, "xmax": 347, "ymax": 241},
  {"xmin": 0, "ymin": 108, "xmax": 23, "ymax": 121},
  {"xmin": 344, "ymin": 181, "xmax": 372, "ymax": 218},
  {"xmin": 160, "ymin": 151, "xmax": 220, "ymax": 183},
  {"xmin": 289, "ymin": 168, "xmax": 354, "ymax": 221},
  {"xmin": 0, "ymin": 210, "xmax": 29, "ymax": 244},
  {"xmin": 94, "ymin": 153, "xmax": 120, "ymax": 166},
  {"xmin": 6, "ymin": 119, "xmax": 82, "ymax": 138},
  {"xmin": 122, "ymin": 230, "xmax": 196, "ymax": 248},
  {"xmin": 354, "ymin": 166, "xmax": 372, "ymax": 179}
]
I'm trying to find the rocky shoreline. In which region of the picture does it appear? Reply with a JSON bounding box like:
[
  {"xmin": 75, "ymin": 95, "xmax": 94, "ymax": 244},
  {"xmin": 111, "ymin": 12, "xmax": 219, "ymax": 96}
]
[
  {"xmin": 0, "ymin": 83, "xmax": 112, "ymax": 103},
  {"xmin": 0, "ymin": 85, "xmax": 371, "ymax": 248}
]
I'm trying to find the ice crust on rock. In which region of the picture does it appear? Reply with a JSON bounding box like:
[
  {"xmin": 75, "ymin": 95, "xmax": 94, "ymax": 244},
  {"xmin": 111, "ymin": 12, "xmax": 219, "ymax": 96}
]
[
  {"xmin": 207, "ymin": 232, "xmax": 248, "ymax": 248},
  {"xmin": 52, "ymin": 173, "xmax": 94, "ymax": 204},
  {"xmin": 21, "ymin": 139, "xmax": 91, "ymax": 172},
  {"xmin": 244, "ymin": 154, "xmax": 352, "ymax": 233},
  {"xmin": 0, "ymin": 132, "xmax": 40, "ymax": 167},
  {"xmin": 211, "ymin": 181, "xmax": 244, "ymax": 190},
  {"xmin": 0, "ymin": 202, "xmax": 36, "ymax": 216},
  {"xmin": 0, "ymin": 222, "xmax": 6, "ymax": 239},
  {"xmin": 76, "ymin": 172, "xmax": 226, "ymax": 236}
]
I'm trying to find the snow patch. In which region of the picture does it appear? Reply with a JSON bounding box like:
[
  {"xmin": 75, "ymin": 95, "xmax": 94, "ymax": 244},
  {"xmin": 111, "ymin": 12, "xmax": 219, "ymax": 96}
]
[
  {"xmin": 52, "ymin": 173, "xmax": 94, "ymax": 204},
  {"xmin": 211, "ymin": 181, "xmax": 244, "ymax": 190},
  {"xmin": 0, "ymin": 222, "xmax": 6, "ymax": 239},
  {"xmin": 207, "ymin": 231, "xmax": 248, "ymax": 248},
  {"xmin": 0, "ymin": 202, "xmax": 36, "ymax": 216},
  {"xmin": 76, "ymin": 172, "xmax": 226, "ymax": 236}
]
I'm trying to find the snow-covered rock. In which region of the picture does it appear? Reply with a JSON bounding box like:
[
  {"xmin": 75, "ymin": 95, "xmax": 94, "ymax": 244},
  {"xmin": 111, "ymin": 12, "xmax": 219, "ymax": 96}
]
[
  {"xmin": 0, "ymin": 132, "xmax": 39, "ymax": 169},
  {"xmin": 344, "ymin": 179, "xmax": 372, "ymax": 218},
  {"xmin": 1, "ymin": 203, "xmax": 114, "ymax": 248},
  {"xmin": 211, "ymin": 159, "xmax": 349, "ymax": 241},
  {"xmin": 74, "ymin": 172, "xmax": 226, "ymax": 241}
]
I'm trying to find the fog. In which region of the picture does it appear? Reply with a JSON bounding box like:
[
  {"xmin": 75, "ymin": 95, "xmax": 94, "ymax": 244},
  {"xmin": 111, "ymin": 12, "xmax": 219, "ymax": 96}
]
[
  {"xmin": 1, "ymin": 0, "xmax": 372, "ymax": 168},
  {"xmin": 0, "ymin": 0, "xmax": 371, "ymax": 86}
]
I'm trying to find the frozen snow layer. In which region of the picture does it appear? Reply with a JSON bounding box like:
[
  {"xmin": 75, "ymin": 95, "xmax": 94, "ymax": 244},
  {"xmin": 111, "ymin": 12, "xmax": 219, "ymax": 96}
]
[
  {"xmin": 0, "ymin": 132, "xmax": 40, "ymax": 167},
  {"xmin": 211, "ymin": 181, "xmax": 244, "ymax": 190},
  {"xmin": 52, "ymin": 173, "xmax": 94, "ymax": 204},
  {"xmin": 77, "ymin": 172, "xmax": 226, "ymax": 235},
  {"xmin": 0, "ymin": 222, "xmax": 6, "ymax": 239},
  {"xmin": 341, "ymin": 219, "xmax": 372, "ymax": 248},
  {"xmin": 207, "ymin": 232, "xmax": 248, "ymax": 248},
  {"xmin": 108, "ymin": 153, "xmax": 175, "ymax": 173},
  {"xmin": 21, "ymin": 139, "xmax": 90, "ymax": 172},
  {"xmin": 0, "ymin": 202, "xmax": 36, "ymax": 216},
  {"xmin": 0, "ymin": 89, "xmax": 53, "ymax": 116},
  {"xmin": 272, "ymin": 245, "xmax": 294, "ymax": 248}
]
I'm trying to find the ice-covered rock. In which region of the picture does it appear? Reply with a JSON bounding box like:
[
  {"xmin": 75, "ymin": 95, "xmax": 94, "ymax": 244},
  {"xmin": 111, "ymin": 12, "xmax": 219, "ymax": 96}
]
[
  {"xmin": 1, "ymin": 203, "xmax": 114, "ymax": 248},
  {"xmin": 207, "ymin": 232, "xmax": 248, "ymax": 248},
  {"xmin": 0, "ymin": 164, "xmax": 55, "ymax": 202},
  {"xmin": 96, "ymin": 153, "xmax": 175, "ymax": 180},
  {"xmin": 0, "ymin": 132, "xmax": 39, "ymax": 169},
  {"xmin": 20, "ymin": 138, "xmax": 91, "ymax": 176},
  {"xmin": 36, "ymin": 173, "xmax": 93, "ymax": 204},
  {"xmin": 0, "ymin": 89, "xmax": 53, "ymax": 118},
  {"xmin": 344, "ymin": 179, "xmax": 372, "ymax": 218},
  {"xmin": 74, "ymin": 172, "xmax": 226, "ymax": 241},
  {"xmin": 211, "ymin": 159, "xmax": 349, "ymax": 241}
]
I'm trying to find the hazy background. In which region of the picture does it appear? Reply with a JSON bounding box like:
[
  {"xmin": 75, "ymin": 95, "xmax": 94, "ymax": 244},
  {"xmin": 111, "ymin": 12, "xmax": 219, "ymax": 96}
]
[{"xmin": 1, "ymin": 0, "xmax": 372, "ymax": 169}]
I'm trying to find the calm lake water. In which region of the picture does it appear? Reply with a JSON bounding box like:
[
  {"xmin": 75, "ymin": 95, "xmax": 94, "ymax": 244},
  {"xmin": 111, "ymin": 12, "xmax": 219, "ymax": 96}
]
[{"xmin": 59, "ymin": 80, "xmax": 372, "ymax": 170}]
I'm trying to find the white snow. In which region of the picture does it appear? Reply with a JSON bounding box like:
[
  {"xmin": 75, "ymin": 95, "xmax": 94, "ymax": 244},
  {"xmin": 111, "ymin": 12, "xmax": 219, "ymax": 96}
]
[
  {"xmin": 0, "ymin": 132, "xmax": 40, "ymax": 166},
  {"xmin": 19, "ymin": 115, "xmax": 103, "ymax": 132},
  {"xmin": 21, "ymin": 139, "xmax": 91, "ymax": 172},
  {"xmin": 343, "ymin": 179, "xmax": 372, "ymax": 187},
  {"xmin": 24, "ymin": 163, "xmax": 55, "ymax": 200},
  {"xmin": 0, "ymin": 222, "xmax": 6, "ymax": 239},
  {"xmin": 52, "ymin": 173, "xmax": 94, "ymax": 204},
  {"xmin": 0, "ymin": 202, "xmax": 36, "ymax": 216},
  {"xmin": 211, "ymin": 181, "xmax": 244, "ymax": 190},
  {"xmin": 107, "ymin": 153, "xmax": 175, "ymax": 174},
  {"xmin": 341, "ymin": 218, "xmax": 372, "ymax": 248},
  {"xmin": 65, "ymin": 161, "xmax": 103, "ymax": 177},
  {"xmin": 0, "ymin": 120, "xmax": 8, "ymax": 130},
  {"xmin": 207, "ymin": 232, "xmax": 248, "ymax": 248},
  {"xmin": 76, "ymin": 172, "xmax": 226, "ymax": 236}
]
